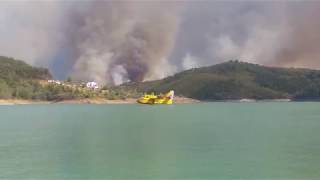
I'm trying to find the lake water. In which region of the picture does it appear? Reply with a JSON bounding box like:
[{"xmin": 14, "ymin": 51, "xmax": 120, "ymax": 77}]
[{"xmin": 0, "ymin": 102, "xmax": 320, "ymax": 179}]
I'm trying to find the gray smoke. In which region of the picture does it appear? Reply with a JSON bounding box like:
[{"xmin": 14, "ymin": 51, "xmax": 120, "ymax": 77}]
[
  {"xmin": 0, "ymin": 1, "xmax": 66, "ymax": 66},
  {"xmin": 0, "ymin": 1, "xmax": 181, "ymax": 85},
  {"xmin": 67, "ymin": 1, "xmax": 181, "ymax": 84},
  {"xmin": 173, "ymin": 1, "xmax": 320, "ymax": 70},
  {"xmin": 271, "ymin": 2, "xmax": 320, "ymax": 68},
  {"xmin": 1, "ymin": 1, "xmax": 320, "ymax": 85}
]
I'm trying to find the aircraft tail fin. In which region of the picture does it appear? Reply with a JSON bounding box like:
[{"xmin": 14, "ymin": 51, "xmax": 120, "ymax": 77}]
[{"xmin": 165, "ymin": 90, "xmax": 174, "ymax": 100}]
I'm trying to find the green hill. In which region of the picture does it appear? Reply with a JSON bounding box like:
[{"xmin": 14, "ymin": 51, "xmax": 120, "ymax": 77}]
[
  {"xmin": 121, "ymin": 61, "xmax": 320, "ymax": 100},
  {"xmin": 0, "ymin": 56, "xmax": 137, "ymax": 101},
  {"xmin": 0, "ymin": 56, "xmax": 51, "ymax": 81},
  {"xmin": 0, "ymin": 56, "xmax": 52, "ymax": 99},
  {"xmin": 2, "ymin": 57, "xmax": 320, "ymax": 101}
]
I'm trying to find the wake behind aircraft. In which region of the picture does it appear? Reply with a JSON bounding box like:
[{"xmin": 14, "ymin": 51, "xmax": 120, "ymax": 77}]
[{"xmin": 137, "ymin": 90, "xmax": 174, "ymax": 105}]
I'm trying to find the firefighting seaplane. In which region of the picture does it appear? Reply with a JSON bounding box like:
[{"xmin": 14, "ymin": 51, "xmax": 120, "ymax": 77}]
[{"xmin": 137, "ymin": 90, "xmax": 174, "ymax": 105}]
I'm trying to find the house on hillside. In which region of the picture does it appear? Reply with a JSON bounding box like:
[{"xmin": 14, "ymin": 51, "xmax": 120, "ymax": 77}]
[
  {"xmin": 48, "ymin": 80, "xmax": 61, "ymax": 85},
  {"xmin": 86, "ymin": 81, "xmax": 99, "ymax": 89}
]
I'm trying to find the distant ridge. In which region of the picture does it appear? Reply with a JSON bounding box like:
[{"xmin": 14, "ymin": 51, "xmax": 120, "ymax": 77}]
[{"xmin": 121, "ymin": 61, "xmax": 320, "ymax": 100}]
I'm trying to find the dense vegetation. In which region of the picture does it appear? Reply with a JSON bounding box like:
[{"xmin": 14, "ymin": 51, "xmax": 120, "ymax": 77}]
[
  {"xmin": 1, "ymin": 56, "xmax": 320, "ymax": 101},
  {"xmin": 0, "ymin": 56, "xmax": 51, "ymax": 99},
  {"xmin": 122, "ymin": 61, "xmax": 320, "ymax": 100},
  {"xmin": 0, "ymin": 56, "xmax": 139, "ymax": 100}
]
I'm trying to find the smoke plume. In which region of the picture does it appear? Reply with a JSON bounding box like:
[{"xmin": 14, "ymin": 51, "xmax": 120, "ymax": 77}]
[
  {"xmin": 172, "ymin": 1, "xmax": 320, "ymax": 70},
  {"xmin": 67, "ymin": 1, "xmax": 180, "ymax": 84},
  {"xmin": 1, "ymin": 1, "xmax": 320, "ymax": 85},
  {"xmin": 0, "ymin": 1, "xmax": 181, "ymax": 85},
  {"xmin": 271, "ymin": 2, "xmax": 320, "ymax": 68}
]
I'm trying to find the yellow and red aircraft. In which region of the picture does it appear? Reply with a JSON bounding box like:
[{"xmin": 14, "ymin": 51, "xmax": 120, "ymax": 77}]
[{"xmin": 137, "ymin": 90, "xmax": 174, "ymax": 105}]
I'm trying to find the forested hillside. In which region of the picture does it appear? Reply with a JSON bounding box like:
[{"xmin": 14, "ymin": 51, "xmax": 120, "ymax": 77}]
[
  {"xmin": 122, "ymin": 61, "xmax": 320, "ymax": 100},
  {"xmin": 0, "ymin": 56, "xmax": 51, "ymax": 99},
  {"xmin": 0, "ymin": 56, "xmax": 138, "ymax": 100},
  {"xmin": 2, "ymin": 57, "xmax": 320, "ymax": 101}
]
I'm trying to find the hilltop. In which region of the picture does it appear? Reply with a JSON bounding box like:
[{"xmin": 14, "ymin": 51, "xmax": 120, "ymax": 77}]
[
  {"xmin": 0, "ymin": 56, "xmax": 52, "ymax": 99},
  {"xmin": 121, "ymin": 61, "xmax": 320, "ymax": 101},
  {"xmin": 0, "ymin": 56, "xmax": 51, "ymax": 80}
]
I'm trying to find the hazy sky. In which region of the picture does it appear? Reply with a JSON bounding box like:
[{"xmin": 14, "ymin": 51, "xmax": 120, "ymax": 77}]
[{"xmin": 0, "ymin": 1, "xmax": 320, "ymax": 84}]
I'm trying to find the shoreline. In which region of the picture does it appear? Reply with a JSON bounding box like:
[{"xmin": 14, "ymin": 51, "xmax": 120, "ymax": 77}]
[
  {"xmin": 0, "ymin": 99, "xmax": 50, "ymax": 105},
  {"xmin": 1, "ymin": 98, "xmax": 320, "ymax": 105},
  {"xmin": 0, "ymin": 96, "xmax": 200, "ymax": 105}
]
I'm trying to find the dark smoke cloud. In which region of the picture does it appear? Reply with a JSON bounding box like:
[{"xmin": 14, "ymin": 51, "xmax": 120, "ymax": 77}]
[
  {"xmin": 67, "ymin": 1, "xmax": 181, "ymax": 84},
  {"xmin": 0, "ymin": 1, "xmax": 181, "ymax": 85},
  {"xmin": 1, "ymin": 1, "xmax": 320, "ymax": 85}
]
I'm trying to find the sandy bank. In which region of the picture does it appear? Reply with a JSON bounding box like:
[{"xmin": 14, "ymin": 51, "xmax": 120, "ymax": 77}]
[
  {"xmin": 0, "ymin": 97, "xmax": 199, "ymax": 105},
  {"xmin": 174, "ymin": 96, "xmax": 201, "ymax": 104},
  {"xmin": 53, "ymin": 98, "xmax": 137, "ymax": 104},
  {"xmin": 0, "ymin": 99, "xmax": 49, "ymax": 105},
  {"xmin": 238, "ymin": 98, "xmax": 292, "ymax": 102},
  {"xmin": 52, "ymin": 97, "xmax": 200, "ymax": 104}
]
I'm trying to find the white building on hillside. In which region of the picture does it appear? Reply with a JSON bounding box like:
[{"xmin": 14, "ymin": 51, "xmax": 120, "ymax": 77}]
[
  {"xmin": 86, "ymin": 81, "xmax": 99, "ymax": 89},
  {"xmin": 48, "ymin": 80, "xmax": 61, "ymax": 85}
]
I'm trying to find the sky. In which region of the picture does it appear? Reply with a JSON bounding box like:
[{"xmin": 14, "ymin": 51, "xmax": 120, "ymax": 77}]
[{"xmin": 0, "ymin": 0, "xmax": 320, "ymax": 85}]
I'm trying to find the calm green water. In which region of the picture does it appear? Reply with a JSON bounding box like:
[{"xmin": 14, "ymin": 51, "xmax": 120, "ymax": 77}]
[{"xmin": 0, "ymin": 102, "xmax": 320, "ymax": 179}]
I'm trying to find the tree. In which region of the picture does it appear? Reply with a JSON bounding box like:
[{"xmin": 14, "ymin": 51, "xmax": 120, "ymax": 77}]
[
  {"xmin": 0, "ymin": 80, "xmax": 12, "ymax": 99},
  {"xmin": 66, "ymin": 77, "xmax": 72, "ymax": 83}
]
